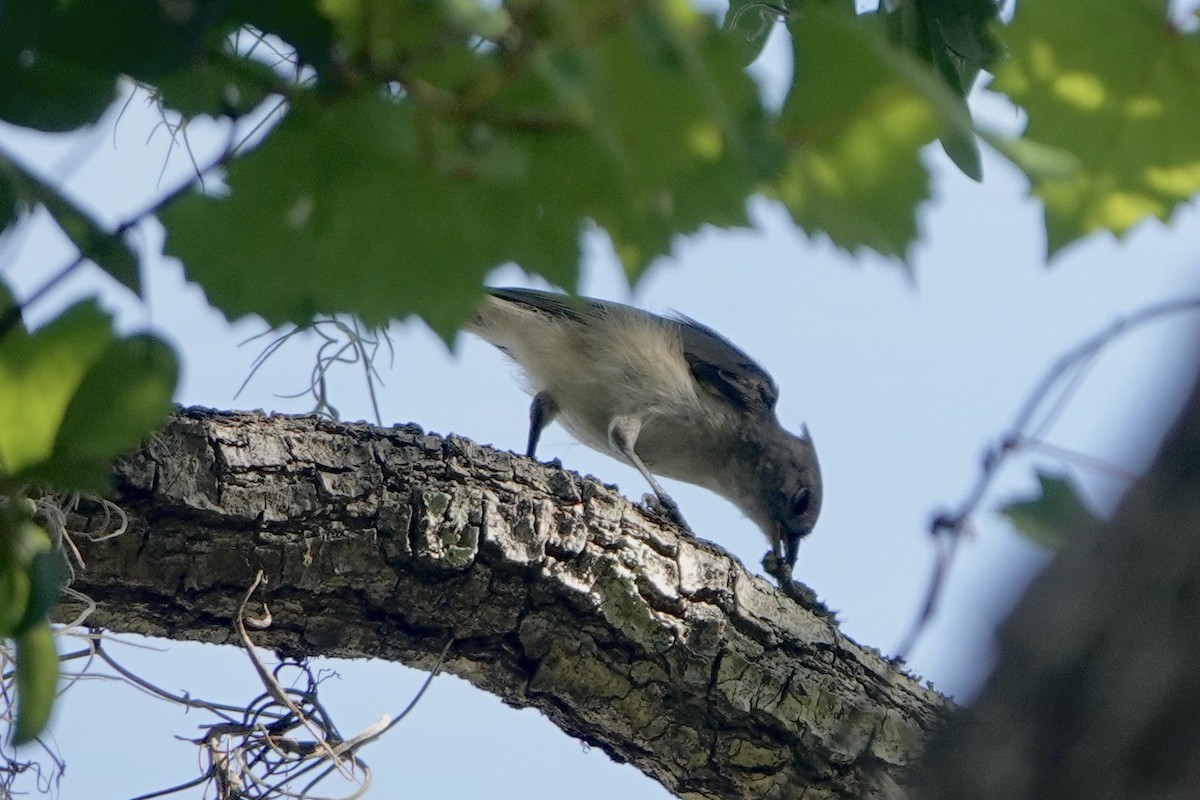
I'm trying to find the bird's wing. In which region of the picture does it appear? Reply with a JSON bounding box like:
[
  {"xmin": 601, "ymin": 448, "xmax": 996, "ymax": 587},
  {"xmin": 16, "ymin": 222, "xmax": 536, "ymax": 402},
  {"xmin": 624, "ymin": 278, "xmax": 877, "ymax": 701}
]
[
  {"xmin": 675, "ymin": 315, "xmax": 778, "ymax": 414},
  {"xmin": 488, "ymin": 288, "xmax": 778, "ymax": 413},
  {"xmin": 487, "ymin": 287, "xmax": 601, "ymax": 323}
]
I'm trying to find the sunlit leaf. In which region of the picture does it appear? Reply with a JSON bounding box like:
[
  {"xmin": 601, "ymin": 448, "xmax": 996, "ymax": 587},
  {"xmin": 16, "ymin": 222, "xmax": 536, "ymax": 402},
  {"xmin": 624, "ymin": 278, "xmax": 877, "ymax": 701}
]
[
  {"xmin": 46, "ymin": 335, "xmax": 178, "ymax": 490},
  {"xmin": 12, "ymin": 621, "xmax": 59, "ymax": 745},
  {"xmin": 0, "ymin": 302, "xmax": 177, "ymax": 491},
  {"xmin": 501, "ymin": 0, "xmax": 764, "ymax": 278},
  {"xmin": 774, "ymin": 5, "xmax": 942, "ymax": 259},
  {"xmin": 163, "ymin": 3, "xmax": 764, "ymax": 336},
  {"xmin": 162, "ymin": 93, "xmax": 574, "ymax": 341},
  {"xmin": 992, "ymin": 0, "xmax": 1200, "ymax": 255},
  {"xmin": 0, "ymin": 301, "xmax": 114, "ymax": 482},
  {"xmin": 881, "ymin": 0, "xmax": 1000, "ymax": 181}
]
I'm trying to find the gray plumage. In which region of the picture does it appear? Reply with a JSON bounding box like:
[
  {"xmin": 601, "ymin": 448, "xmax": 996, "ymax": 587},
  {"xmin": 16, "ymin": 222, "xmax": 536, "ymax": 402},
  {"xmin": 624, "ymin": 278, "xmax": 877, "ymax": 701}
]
[{"xmin": 467, "ymin": 287, "xmax": 822, "ymax": 584}]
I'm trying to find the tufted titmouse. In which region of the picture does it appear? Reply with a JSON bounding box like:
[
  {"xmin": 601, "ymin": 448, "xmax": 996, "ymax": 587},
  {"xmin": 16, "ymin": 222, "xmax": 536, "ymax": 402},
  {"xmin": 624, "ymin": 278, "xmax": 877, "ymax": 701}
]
[{"xmin": 467, "ymin": 287, "xmax": 822, "ymax": 589}]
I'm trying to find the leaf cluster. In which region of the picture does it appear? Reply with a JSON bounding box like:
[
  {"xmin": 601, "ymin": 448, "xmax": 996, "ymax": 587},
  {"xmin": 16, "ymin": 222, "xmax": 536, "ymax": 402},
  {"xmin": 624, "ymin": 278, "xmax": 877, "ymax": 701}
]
[
  {"xmin": 2, "ymin": 1, "xmax": 1198, "ymax": 335},
  {"xmin": 0, "ymin": 290, "xmax": 176, "ymax": 745}
]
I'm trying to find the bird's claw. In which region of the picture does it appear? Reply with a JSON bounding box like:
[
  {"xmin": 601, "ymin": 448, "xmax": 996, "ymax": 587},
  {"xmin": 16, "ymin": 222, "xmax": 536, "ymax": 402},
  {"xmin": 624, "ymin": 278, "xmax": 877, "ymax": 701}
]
[
  {"xmin": 761, "ymin": 551, "xmax": 834, "ymax": 618},
  {"xmin": 641, "ymin": 493, "xmax": 692, "ymax": 533},
  {"xmin": 762, "ymin": 551, "xmax": 787, "ymax": 580}
]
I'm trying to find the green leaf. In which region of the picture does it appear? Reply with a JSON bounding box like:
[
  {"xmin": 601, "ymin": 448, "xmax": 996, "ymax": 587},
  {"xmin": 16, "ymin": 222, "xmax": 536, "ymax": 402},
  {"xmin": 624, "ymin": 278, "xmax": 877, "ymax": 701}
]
[
  {"xmin": 929, "ymin": 37, "xmax": 981, "ymax": 180},
  {"xmin": 46, "ymin": 335, "xmax": 178, "ymax": 490},
  {"xmin": 724, "ymin": 1, "xmax": 783, "ymax": 67},
  {"xmin": 12, "ymin": 621, "xmax": 59, "ymax": 745},
  {"xmin": 0, "ymin": 557, "xmax": 31, "ymax": 638},
  {"xmin": 880, "ymin": 0, "xmax": 1000, "ymax": 181},
  {"xmin": 999, "ymin": 470, "xmax": 1102, "ymax": 550},
  {"xmin": 483, "ymin": 0, "xmax": 764, "ymax": 277},
  {"xmin": 0, "ymin": 172, "xmax": 18, "ymax": 231},
  {"xmin": 0, "ymin": 301, "xmax": 115, "ymax": 482},
  {"xmin": 9, "ymin": 522, "xmax": 60, "ymax": 637},
  {"xmin": 0, "ymin": 281, "xmax": 21, "ymax": 338},
  {"xmin": 17, "ymin": 0, "xmax": 241, "ymax": 88},
  {"xmin": 923, "ymin": 0, "xmax": 1002, "ymax": 69},
  {"xmin": 37, "ymin": 193, "xmax": 138, "ymax": 295},
  {"xmin": 162, "ymin": 93, "xmax": 564, "ymax": 340},
  {"xmin": 12, "ymin": 551, "xmax": 60, "ymax": 638},
  {"xmin": 0, "ymin": 0, "xmax": 220, "ymax": 131},
  {"xmin": 0, "ymin": 509, "xmax": 61, "ymax": 744},
  {"xmin": 991, "ymin": 0, "xmax": 1200, "ymax": 255},
  {"xmin": 318, "ymin": 0, "xmax": 498, "ymax": 70},
  {"xmin": 0, "ymin": 149, "xmax": 141, "ymax": 294},
  {"xmin": 146, "ymin": 51, "xmax": 278, "ymax": 121},
  {"xmin": 0, "ymin": 1, "xmax": 117, "ymax": 131},
  {"xmin": 0, "ymin": 302, "xmax": 177, "ymax": 491},
  {"xmin": 937, "ymin": 112, "xmax": 983, "ymax": 181},
  {"xmin": 774, "ymin": 5, "xmax": 943, "ymax": 258},
  {"xmin": 162, "ymin": 3, "xmax": 764, "ymax": 336},
  {"xmin": 0, "ymin": 0, "xmax": 286, "ymax": 130}
]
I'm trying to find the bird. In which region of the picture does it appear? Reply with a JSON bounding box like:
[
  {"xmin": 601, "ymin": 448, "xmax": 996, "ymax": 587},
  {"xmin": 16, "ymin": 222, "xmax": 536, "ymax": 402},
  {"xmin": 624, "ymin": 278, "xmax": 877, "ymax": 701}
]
[{"xmin": 466, "ymin": 286, "xmax": 822, "ymax": 589}]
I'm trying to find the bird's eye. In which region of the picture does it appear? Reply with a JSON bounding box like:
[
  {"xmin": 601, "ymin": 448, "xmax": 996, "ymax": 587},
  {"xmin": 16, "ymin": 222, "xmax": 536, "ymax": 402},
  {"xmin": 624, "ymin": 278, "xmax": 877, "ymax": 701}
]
[{"xmin": 792, "ymin": 491, "xmax": 810, "ymax": 516}]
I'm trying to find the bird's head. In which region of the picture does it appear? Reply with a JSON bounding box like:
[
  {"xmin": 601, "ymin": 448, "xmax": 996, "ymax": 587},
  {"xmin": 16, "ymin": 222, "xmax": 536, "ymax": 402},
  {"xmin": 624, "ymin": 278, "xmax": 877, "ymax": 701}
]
[{"xmin": 738, "ymin": 423, "xmax": 822, "ymax": 573}]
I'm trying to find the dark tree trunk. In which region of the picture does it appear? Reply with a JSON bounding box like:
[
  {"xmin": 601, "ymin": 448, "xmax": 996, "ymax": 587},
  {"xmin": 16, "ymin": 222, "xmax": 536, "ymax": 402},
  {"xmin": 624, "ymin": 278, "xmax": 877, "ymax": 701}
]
[{"xmin": 920, "ymin": 366, "xmax": 1200, "ymax": 799}]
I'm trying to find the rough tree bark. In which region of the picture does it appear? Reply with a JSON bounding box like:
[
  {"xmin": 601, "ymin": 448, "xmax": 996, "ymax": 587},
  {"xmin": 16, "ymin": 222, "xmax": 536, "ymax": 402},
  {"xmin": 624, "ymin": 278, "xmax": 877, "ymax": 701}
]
[
  {"xmin": 57, "ymin": 407, "xmax": 949, "ymax": 800},
  {"xmin": 920, "ymin": 363, "xmax": 1200, "ymax": 799}
]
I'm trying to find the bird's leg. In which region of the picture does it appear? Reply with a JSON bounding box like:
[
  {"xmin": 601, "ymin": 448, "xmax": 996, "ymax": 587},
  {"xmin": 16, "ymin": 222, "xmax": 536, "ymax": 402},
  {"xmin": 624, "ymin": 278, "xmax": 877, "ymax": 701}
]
[
  {"xmin": 526, "ymin": 392, "xmax": 558, "ymax": 458},
  {"xmin": 608, "ymin": 418, "xmax": 691, "ymax": 532},
  {"xmin": 761, "ymin": 535, "xmax": 789, "ymax": 582}
]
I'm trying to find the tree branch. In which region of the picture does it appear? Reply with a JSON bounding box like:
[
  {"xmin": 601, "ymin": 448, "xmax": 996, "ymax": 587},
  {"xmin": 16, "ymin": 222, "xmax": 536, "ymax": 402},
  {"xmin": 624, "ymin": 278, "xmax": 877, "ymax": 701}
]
[{"xmin": 58, "ymin": 407, "xmax": 949, "ymax": 800}]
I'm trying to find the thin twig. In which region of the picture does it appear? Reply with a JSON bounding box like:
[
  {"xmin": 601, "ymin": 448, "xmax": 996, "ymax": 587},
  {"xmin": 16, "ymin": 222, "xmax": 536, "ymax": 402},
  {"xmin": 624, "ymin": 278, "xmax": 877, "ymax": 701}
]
[
  {"xmin": 936, "ymin": 296, "xmax": 1200, "ymax": 532},
  {"xmin": 234, "ymin": 572, "xmax": 353, "ymax": 779},
  {"xmin": 900, "ymin": 296, "xmax": 1200, "ymax": 658},
  {"xmin": 127, "ymin": 768, "xmax": 215, "ymax": 800},
  {"xmin": 94, "ymin": 641, "xmax": 261, "ymax": 720},
  {"xmin": 236, "ymin": 317, "xmax": 392, "ymax": 423},
  {"xmin": 0, "ymin": 133, "xmax": 244, "ymax": 339},
  {"xmin": 375, "ymin": 638, "xmax": 452, "ymax": 740}
]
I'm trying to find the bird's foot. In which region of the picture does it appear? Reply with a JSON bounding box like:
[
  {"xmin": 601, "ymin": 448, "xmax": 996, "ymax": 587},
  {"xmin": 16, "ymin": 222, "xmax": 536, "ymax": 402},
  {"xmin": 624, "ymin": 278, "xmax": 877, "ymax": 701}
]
[
  {"xmin": 761, "ymin": 552, "xmax": 835, "ymax": 619},
  {"xmin": 762, "ymin": 551, "xmax": 787, "ymax": 580},
  {"xmin": 641, "ymin": 493, "xmax": 692, "ymax": 533}
]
